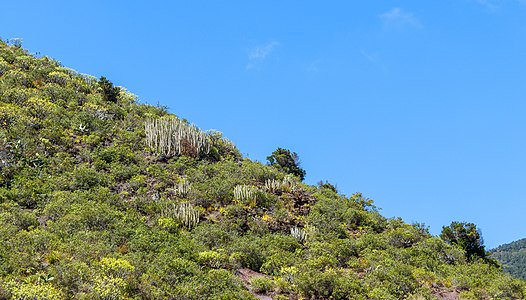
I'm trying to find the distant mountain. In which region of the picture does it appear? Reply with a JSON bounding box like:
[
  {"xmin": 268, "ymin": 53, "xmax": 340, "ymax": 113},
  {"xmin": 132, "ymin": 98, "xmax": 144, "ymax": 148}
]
[{"xmin": 491, "ymin": 238, "xmax": 526, "ymax": 280}]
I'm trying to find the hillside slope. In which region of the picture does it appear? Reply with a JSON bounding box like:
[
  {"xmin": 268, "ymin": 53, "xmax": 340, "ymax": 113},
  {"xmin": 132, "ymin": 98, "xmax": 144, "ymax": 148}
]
[
  {"xmin": 491, "ymin": 239, "xmax": 526, "ymax": 280},
  {"xmin": 0, "ymin": 39, "xmax": 525, "ymax": 299}
]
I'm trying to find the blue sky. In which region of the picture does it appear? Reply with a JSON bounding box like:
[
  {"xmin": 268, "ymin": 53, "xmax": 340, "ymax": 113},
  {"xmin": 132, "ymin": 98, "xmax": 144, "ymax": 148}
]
[{"xmin": 2, "ymin": 0, "xmax": 526, "ymax": 248}]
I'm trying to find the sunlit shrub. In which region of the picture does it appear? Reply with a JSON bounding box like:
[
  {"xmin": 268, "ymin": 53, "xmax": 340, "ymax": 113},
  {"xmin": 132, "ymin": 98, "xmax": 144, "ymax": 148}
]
[
  {"xmin": 250, "ymin": 276, "xmax": 276, "ymax": 294},
  {"xmin": 7, "ymin": 281, "xmax": 65, "ymax": 300},
  {"xmin": 198, "ymin": 250, "xmax": 229, "ymax": 269},
  {"xmin": 296, "ymin": 268, "xmax": 365, "ymax": 300}
]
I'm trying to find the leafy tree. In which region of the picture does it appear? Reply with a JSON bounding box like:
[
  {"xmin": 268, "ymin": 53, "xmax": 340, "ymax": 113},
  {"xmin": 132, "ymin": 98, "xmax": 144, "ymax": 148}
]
[
  {"xmin": 266, "ymin": 147, "xmax": 306, "ymax": 181},
  {"xmin": 318, "ymin": 180, "xmax": 337, "ymax": 193},
  {"xmin": 98, "ymin": 76, "xmax": 120, "ymax": 103},
  {"xmin": 440, "ymin": 221, "xmax": 486, "ymax": 261}
]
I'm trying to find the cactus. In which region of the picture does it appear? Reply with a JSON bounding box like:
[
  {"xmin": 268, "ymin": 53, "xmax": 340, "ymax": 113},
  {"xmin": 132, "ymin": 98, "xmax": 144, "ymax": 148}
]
[
  {"xmin": 233, "ymin": 185, "xmax": 260, "ymax": 207},
  {"xmin": 173, "ymin": 177, "xmax": 191, "ymax": 198},
  {"xmin": 290, "ymin": 226, "xmax": 307, "ymax": 243},
  {"xmin": 282, "ymin": 175, "xmax": 298, "ymax": 193},
  {"xmin": 264, "ymin": 178, "xmax": 282, "ymax": 193},
  {"xmin": 145, "ymin": 117, "xmax": 210, "ymax": 157},
  {"xmin": 222, "ymin": 138, "xmax": 237, "ymax": 152},
  {"xmin": 264, "ymin": 175, "xmax": 298, "ymax": 194},
  {"xmin": 163, "ymin": 202, "xmax": 200, "ymax": 230}
]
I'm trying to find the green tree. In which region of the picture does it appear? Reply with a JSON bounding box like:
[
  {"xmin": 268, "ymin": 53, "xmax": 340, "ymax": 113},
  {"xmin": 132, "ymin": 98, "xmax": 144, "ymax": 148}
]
[
  {"xmin": 266, "ymin": 148, "xmax": 306, "ymax": 181},
  {"xmin": 440, "ymin": 221, "xmax": 486, "ymax": 261},
  {"xmin": 98, "ymin": 76, "xmax": 120, "ymax": 103}
]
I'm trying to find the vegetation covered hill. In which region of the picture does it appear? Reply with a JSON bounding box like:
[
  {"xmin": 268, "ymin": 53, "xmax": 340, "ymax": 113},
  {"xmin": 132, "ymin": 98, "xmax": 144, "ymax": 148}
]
[
  {"xmin": 491, "ymin": 239, "xmax": 526, "ymax": 280},
  {"xmin": 0, "ymin": 39, "xmax": 525, "ymax": 299}
]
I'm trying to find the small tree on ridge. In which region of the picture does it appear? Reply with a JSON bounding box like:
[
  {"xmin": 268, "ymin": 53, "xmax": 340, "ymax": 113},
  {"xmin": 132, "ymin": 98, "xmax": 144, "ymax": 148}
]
[{"xmin": 267, "ymin": 147, "xmax": 306, "ymax": 181}]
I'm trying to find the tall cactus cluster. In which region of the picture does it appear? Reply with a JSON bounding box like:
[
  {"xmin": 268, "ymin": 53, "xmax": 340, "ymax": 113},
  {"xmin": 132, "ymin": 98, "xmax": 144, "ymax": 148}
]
[
  {"xmin": 221, "ymin": 138, "xmax": 236, "ymax": 152},
  {"xmin": 145, "ymin": 117, "xmax": 210, "ymax": 157},
  {"xmin": 282, "ymin": 175, "xmax": 298, "ymax": 192},
  {"xmin": 173, "ymin": 177, "xmax": 192, "ymax": 198},
  {"xmin": 264, "ymin": 179, "xmax": 282, "ymax": 194},
  {"xmin": 162, "ymin": 202, "xmax": 200, "ymax": 230},
  {"xmin": 233, "ymin": 185, "xmax": 260, "ymax": 207},
  {"xmin": 264, "ymin": 175, "xmax": 298, "ymax": 194},
  {"xmin": 290, "ymin": 226, "xmax": 307, "ymax": 243}
]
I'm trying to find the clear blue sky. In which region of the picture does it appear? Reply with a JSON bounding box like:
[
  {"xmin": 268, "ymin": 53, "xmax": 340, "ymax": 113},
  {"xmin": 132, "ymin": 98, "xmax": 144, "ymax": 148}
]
[{"xmin": 2, "ymin": 0, "xmax": 525, "ymax": 248}]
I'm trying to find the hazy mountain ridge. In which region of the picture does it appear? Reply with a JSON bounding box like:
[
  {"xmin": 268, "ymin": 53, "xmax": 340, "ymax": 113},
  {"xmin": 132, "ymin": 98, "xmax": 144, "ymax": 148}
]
[
  {"xmin": 0, "ymin": 39, "xmax": 525, "ymax": 299},
  {"xmin": 491, "ymin": 239, "xmax": 526, "ymax": 280}
]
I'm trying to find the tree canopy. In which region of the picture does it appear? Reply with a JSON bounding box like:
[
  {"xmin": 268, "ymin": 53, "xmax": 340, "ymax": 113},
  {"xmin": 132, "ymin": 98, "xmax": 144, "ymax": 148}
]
[
  {"xmin": 440, "ymin": 221, "xmax": 486, "ymax": 261},
  {"xmin": 266, "ymin": 147, "xmax": 306, "ymax": 181}
]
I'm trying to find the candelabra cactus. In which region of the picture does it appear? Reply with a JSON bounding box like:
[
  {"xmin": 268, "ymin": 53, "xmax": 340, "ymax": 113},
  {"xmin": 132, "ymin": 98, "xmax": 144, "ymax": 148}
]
[
  {"xmin": 264, "ymin": 178, "xmax": 282, "ymax": 194},
  {"xmin": 173, "ymin": 177, "xmax": 192, "ymax": 198},
  {"xmin": 282, "ymin": 175, "xmax": 298, "ymax": 193},
  {"xmin": 162, "ymin": 202, "xmax": 200, "ymax": 230},
  {"xmin": 233, "ymin": 185, "xmax": 260, "ymax": 207},
  {"xmin": 290, "ymin": 226, "xmax": 307, "ymax": 243},
  {"xmin": 264, "ymin": 175, "xmax": 298, "ymax": 194},
  {"xmin": 145, "ymin": 117, "xmax": 210, "ymax": 157}
]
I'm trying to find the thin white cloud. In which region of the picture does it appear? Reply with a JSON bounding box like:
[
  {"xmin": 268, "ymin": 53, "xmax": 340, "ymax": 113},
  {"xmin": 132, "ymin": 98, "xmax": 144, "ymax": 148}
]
[
  {"xmin": 307, "ymin": 59, "xmax": 321, "ymax": 73},
  {"xmin": 246, "ymin": 41, "xmax": 280, "ymax": 69},
  {"xmin": 360, "ymin": 49, "xmax": 387, "ymax": 72},
  {"xmin": 471, "ymin": 0, "xmax": 526, "ymax": 10},
  {"xmin": 361, "ymin": 50, "xmax": 378, "ymax": 64},
  {"xmin": 248, "ymin": 41, "xmax": 279, "ymax": 60},
  {"xmin": 473, "ymin": 0, "xmax": 499, "ymax": 10},
  {"xmin": 379, "ymin": 8, "xmax": 422, "ymax": 29}
]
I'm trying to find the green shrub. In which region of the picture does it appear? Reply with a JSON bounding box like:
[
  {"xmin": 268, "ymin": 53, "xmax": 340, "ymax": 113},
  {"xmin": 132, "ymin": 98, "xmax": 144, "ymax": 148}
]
[
  {"xmin": 250, "ymin": 276, "xmax": 276, "ymax": 293},
  {"xmin": 260, "ymin": 251, "xmax": 297, "ymax": 275},
  {"xmin": 50, "ymin": 259, "xmax": 92, "ymax": 296},
  {"xmin": 71, "ymin": 165, "xmax": 108, "ymax": 190},
  {"xmin": 100, "ymin": 256, "xmax": 135, "ymax": 278},
  {"xmin": 296, "ymin": 268, "xmax": 365, "ymax": 300},
  {"xmin": 191, "ymin": 223, "xmax": 235, "ymax": 249},
  {"xmin": 92, "ymin": 275, "xmax": 127, "ymax": 299},
  {"xmin": 147, "ymin": 256, "xmax": 200, "ymax": 285},
  {"xmin": 198, "ymin": 250, "xmax": 229, "ymax": 269},
  {"xmin": 8, "ymin": 281, "xmax": 65, "ymax": 300}
]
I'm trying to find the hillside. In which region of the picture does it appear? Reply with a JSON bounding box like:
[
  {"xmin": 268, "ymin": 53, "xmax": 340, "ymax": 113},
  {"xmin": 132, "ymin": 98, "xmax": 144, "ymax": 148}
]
[
  {"xmin": 491, "ymin": 239, "xmax": 526, "ymax": 280},
  {"xmin": 0, "ymin": 39, "xmax": 525, "ymax": 299}
]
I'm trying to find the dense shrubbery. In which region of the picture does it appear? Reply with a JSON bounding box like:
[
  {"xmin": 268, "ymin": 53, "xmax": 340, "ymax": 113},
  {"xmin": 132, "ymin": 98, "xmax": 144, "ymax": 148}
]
[{"xmin": 0, "ymin": 39, "xmax": 524, "ymax": 299}]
